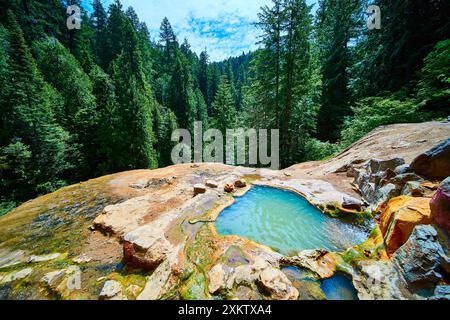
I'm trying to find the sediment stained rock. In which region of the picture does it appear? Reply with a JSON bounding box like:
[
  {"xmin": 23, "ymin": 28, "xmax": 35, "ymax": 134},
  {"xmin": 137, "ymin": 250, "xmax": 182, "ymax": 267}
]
[{"xmin": 378, "ymin": 196, "xmax": 432, "ymax": 256}]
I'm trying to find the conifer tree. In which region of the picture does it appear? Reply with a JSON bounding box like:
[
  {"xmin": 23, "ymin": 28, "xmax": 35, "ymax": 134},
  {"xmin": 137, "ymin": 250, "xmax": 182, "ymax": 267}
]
[
  {"xmin": 33, "ymin": 37, "xmax": 98, "ymax": 178},
  {"xmin": 110, "ymin": 18, "xmax": 158, "ymax": 170},
  {"xmin": 104, "ymin": 0, "xmax": 126, "ymax": 69},
  {"xmin": 90, "ymin": 0, "xmax": 109, "ymax": 69},
  {"xmin": 212, "ymin": 76, "xmax": 237, "ymax": 134},
  {"xmin": 1, "ymin": 12, "xmax": 68, "ymax": 200},
  {"xmin": 168, "ymin": 53, "xmax": 197, "ymax": 130},
  {"xmin": 159, "ymin": 17, "xmax": 178, "ymax": 68},
  {"xmin": 89, "ymin": 65, "xmax": 119, "ymax": 175},
  {"xmin": 316, "ymin": 0, "xmax": 359, "ymax": 142},
  {"xmin": 198, "ymin": 50, "xmax": 210, "ymax": 106}
]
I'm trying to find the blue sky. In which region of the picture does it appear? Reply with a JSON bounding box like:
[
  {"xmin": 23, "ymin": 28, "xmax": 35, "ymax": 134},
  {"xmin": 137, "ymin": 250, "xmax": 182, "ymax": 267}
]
[{"xmin": 83, "ymin": 0, "xmax": 318, "ymax": 61}]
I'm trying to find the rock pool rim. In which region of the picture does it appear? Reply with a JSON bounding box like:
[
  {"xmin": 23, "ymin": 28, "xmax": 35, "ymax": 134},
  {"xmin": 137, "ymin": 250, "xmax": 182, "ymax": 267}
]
[{"xmin": 209, "ymin": 183, "xmax": 370, "ymax": 255}]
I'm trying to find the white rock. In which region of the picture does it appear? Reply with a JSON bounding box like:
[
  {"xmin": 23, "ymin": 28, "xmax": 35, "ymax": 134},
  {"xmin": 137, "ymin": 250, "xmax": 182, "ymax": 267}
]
[
  {"xmin": 205, "ymin": 180, "xmax": 219, "ymax": 188},
  {"xmin": 0, "ymin": 250, "xmax": 27, "ymax": 268},
  {"xmin": 257, "ymin": 267, "xmax": 298, "ymax": 300},
  {"xmin": 137, "ymin": 259, "xmax": 172, "ymax": 300},
  {"xmin": 28, "ymin": 253, "xmax": 61, "ymax": 263},
  {"xmin": 73, "ymin": 254, "xmax": 92, "ymax": 264},
  {"xmin": 41, "ymin": 269, "xmax": 67, "ymax": 288},
  {"xmin": 99, "ymin": 280, "xmax": 124, "ymax": 300},
  {"xmin": 208, "ymin": 264, "xmax": 229, "ymax": 294},
  {"xmin": 0, "ymin": 268, "xmax": 33, "ymax": 284}
]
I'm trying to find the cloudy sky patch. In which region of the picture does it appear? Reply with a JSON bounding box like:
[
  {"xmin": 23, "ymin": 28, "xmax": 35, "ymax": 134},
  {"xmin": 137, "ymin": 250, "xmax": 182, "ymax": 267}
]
[{"xmin": 86, "ymin": 0, "xmax": 317, "ymax": 61}]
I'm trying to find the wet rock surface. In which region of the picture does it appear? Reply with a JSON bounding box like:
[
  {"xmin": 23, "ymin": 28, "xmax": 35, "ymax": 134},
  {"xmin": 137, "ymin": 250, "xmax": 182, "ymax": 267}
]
[{"xmin": 0, "ymin": 122, "xmax": 448, "ymax": 300}]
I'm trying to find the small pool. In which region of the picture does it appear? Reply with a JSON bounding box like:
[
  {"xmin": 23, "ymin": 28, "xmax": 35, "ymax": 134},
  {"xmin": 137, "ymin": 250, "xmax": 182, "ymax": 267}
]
[
  {"xmin": 215, "ymin": 186, "xmax": 370, "ymax": 255},
  {"xmin": 282, "ymin": 267, "xmax": 359, "ymax": 300}
]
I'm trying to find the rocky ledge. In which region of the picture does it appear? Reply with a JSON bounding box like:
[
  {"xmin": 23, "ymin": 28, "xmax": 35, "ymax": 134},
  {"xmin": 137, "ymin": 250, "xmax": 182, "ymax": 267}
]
[{"xmin": 0, "ymin": 121, "xmax": 448, "ymax": 300}]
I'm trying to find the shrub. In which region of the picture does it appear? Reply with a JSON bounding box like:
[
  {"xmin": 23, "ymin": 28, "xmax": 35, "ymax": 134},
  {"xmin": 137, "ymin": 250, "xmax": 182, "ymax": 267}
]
[
  {"xmin": 340, "ymin": 96, "xmax": 428, "ymax": 148},
  {"xmin": 304, "ymin": 138, "xmax": 339, "ymax": 161}
]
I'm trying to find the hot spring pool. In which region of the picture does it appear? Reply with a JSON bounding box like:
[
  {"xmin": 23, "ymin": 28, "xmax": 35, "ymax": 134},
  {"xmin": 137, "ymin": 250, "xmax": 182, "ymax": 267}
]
[{"xmin": 214, "ymin": 186, "xmax": 370, "ymax": 255}]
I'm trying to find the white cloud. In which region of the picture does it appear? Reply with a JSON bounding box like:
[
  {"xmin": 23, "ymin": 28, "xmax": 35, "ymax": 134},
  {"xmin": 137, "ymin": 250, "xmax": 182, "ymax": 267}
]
[{"xmin": 99, "ymin": 0, "xmax": 317, "ymax": 61}]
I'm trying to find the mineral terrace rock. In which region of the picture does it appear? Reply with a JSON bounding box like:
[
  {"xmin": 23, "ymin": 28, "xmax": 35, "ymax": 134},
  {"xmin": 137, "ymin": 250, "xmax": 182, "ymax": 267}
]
[
  {"xmin": 233, "ymin": 264, "xmax": 259, "ymax": 287},
  {"xmin": 391, "ymin": 173, "xmax": 424, "ymax": 188},
  {"xmin": 410, "ymin": 138, "xmax": 450, "ymax": 180},
  {"xmin": 370, "ymin": 158, "xmax": 405, "ymax": 174},
  {"xmin": 123, "ymin": 228, "xmax": 172, "ymax": 270},
  {"xmin": 257, "ymin": 267, "xmax": 299, "ymax": 300},
  {"xmin": 205, "ymin": 180, "xmax": 219, "ymax": 188},
  {"xmin": 395, "ymin": 164, "xmax": 412, "ymax": 175},
  {"xmin": 430, "ymin": 177, "xmax": 450, "ymax": 231},
  {"xmin": 0, "ymin": 250, "xmax": 27, "ymax": 268},
  {"xmin": 99, "ymin": 280, "xmax": 124, "ymax": 300},
  {"xmin": 352, "ymin": 260, "xmax": 404, "ymax": 300},
  {"xmin": 208, "ymin": 264, "xmax": 231, "ymax": 294},
  {"xmin": 93, "ymin": 195, "xmax": 156, "ymax": 237},
  {"xmin": 372, "ymin": 183, "xmax": 401, "ymax": 206},
  {"xmin": 137, "ymin": 260, "xmax": 172, "ymax": 300},
  {"xmin": 0, "ymin": 268, "xmax": 33, "ymax": 284},
  {"xmin": 280, "ymin": 250, "xmax": 336, "ymax": 279},
  {"xmin": 379, "ymin": 196, "xmax": 432, "ymax": 256},
  {"xmin": 73, "ymin": 254, "xmax": 92, "ymax": 264},
  {"xmin": 432, "ymin": 285, "xmax": 450, "ymax": 300}
]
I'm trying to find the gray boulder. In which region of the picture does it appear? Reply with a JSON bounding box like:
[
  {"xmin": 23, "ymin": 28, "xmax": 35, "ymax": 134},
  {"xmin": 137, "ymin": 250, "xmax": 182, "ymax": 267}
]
[
  {"xmin": 391, "ymin": 173, "xmax": 424, "ymax": 188},
  {"xmin": 395, "ymin": 164, "xmax": 412, "ymax": 175},
  {"xmin": 369, "ymin": 158, "xmax": 405, "ymax": 174},
  {"xmin": 342, "ymin": 197, "xmax": 363, "ymax": 211},
  {"xmin": 410, "ymin": 138, "xmax": 450, "ymax": 180},
  {"xmin": 393, "ymin": 225, "xmax": 444, "ymax": 285},
  {"xmin": 431, "ymin": 285, "xmax": 450, "ymax": 300}
]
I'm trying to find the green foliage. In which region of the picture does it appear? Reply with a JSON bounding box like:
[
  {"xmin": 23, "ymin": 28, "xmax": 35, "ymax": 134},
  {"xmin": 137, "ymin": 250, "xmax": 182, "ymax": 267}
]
[
  {"xmin": 0, "ymin": 201, "xmax": 16, "ymax": 217},
  {"xmin": 110, "ymin": 18, "xmax": 158, "ymax": 170},
  {"xmin": 1, "ymin": 11, "xmax": 69, "ymax": 202},
  {"xmin": 168, "ymin": 53, "xmax": 197, "ymax": 130},
  {"xmin": 417, "ymin": 40, "xmax": 450, "ymax": 113},
  {"xmin": 159, "ymin": 17, "xmax": 178, "ymax": 69},
  {"xmin": 304, "ymin": 139, "xmax": 339, "ymax": 161},
  {"xmin": 211, "ymin": 76, "xmax": 237, "ymax": 133},
  {"xmin": 33, "ymin": 37, "xmax": 97, "ymax": 178},
  {"xmin": 350, "ymin": 0, "xmax": 450, "ymax": 97},
  {"xmin": 252, "ymin": 0, "xmax": 315, "ymax": 166},
  {"xmin": 340, "ymin": 96, "xmax": 426, "ymax": 148},
  {"xmin": 88, "ymin": 65, "xmax": 119, "ymax": 175},
  {"xmin": 316, "ymin": 0, "xmax": 360, "ymax": 142},
  {"xmin": 0, "ymin": 0, "xmax": 447, "ymax": 211}
]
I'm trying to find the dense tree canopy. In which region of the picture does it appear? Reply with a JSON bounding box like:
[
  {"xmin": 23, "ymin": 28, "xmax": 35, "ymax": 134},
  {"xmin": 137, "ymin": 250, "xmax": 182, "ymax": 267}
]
[{"xmin": 0, "ymin": 0, "xmax": 448, "ymax": 215}]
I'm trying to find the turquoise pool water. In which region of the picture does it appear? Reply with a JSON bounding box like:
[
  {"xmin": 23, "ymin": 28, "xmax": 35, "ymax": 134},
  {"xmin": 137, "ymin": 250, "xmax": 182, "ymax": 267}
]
[
  {"xmin": 215, "ymin": 186, "xmax": 370, "ymax": 255},
  {"xmin": 320, "ymin": 273, "xmax": 359, "ymax": 300},
  {"xmin": 282, "ymin": 267, "xmax": 359, "ymax": 300}
]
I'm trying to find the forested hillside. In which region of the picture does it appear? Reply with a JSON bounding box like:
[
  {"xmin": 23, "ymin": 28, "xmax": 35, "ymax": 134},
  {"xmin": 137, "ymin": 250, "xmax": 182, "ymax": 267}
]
[{"xmin": 0, "ymin": 0, "xmax": 449, "ymax": 215}]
